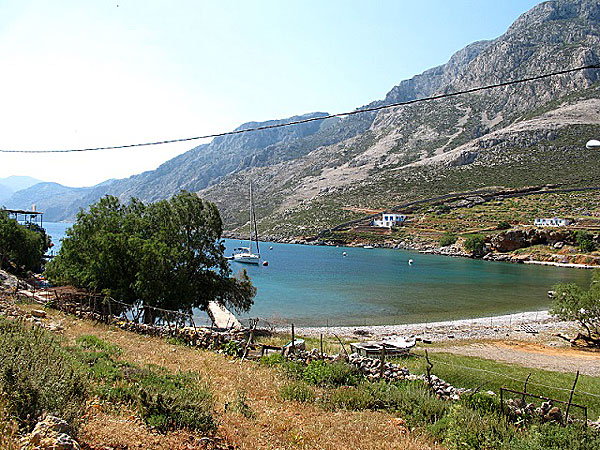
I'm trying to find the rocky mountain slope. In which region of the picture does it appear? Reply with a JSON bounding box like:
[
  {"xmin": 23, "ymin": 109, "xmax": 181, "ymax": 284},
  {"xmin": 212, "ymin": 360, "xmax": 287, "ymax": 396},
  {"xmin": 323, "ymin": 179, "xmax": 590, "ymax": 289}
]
[{"xmin": 7, "ymin": 0, "xmax": 600, "ymax": 237}]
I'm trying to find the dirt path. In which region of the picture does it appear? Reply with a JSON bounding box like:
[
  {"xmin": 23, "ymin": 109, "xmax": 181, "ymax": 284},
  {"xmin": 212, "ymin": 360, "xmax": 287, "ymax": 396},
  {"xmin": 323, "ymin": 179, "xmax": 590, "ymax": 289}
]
[{"xmin": 433, "ymin": 341, "xmax": 600, "ymax": 376}]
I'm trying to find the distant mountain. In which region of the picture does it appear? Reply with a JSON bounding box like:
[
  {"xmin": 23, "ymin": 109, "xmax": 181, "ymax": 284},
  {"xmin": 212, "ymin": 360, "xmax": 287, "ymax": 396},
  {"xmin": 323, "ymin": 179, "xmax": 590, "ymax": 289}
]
[
  {"xmin": 0, "ymin": 175, "xmax": 44, "ymax": 204},
  {"xmin": 4, "ymin": 182, "xmax": 98, "ymax": 220},
  {"xmin": 0, "ymin": 175, "xmax": 43, "ymax": 192},
  {"xmin": 11, "ymin": 0, "xmax": 600, "ymax": 235},
  {"xmin": 0, "ymin": 185, "xmax": 13, "ymax": 205}
]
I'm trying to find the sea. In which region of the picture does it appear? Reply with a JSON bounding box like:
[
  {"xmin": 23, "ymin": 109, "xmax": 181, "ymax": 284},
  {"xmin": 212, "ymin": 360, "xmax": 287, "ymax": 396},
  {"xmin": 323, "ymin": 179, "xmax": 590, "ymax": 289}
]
[{"xmin": 44, "ymin": 222, "xmax": 592, "ymax": 327}]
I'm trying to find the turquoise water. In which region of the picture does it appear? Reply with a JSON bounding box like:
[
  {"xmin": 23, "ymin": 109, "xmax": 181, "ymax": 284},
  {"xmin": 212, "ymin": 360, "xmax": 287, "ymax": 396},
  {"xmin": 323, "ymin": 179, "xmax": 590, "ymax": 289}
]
[{"xmin": 44, "ymin": 223, "xmax": 592, "ymax": 326}]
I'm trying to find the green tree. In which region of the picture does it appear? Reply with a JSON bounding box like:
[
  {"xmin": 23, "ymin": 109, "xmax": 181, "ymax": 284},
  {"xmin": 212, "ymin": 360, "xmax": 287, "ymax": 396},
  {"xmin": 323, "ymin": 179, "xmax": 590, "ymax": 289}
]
[
  {"xmin": 439, "ymin": 232, "xmax": 458, "ymax": 247},
  {"xmin": 550, "ymin": 270, "xmax": 600, "ymax": 347},
  {"xmin": 496, "ymin": 221, "xmax": 511, "ymax": 230},
  {"xmin": 45, "ymin": 192, "xmax": 255, "ymax": 322},
  {"xmin": 573, "ymin": 230, "xmax": 596, "ymax": 253},
  {"xmin": 0, "ymin": 210, "xmax": 50, "ymax": 274},
  {"xmin": 463, "ymin": 234, "xmax": 487, "ymax": 257}
]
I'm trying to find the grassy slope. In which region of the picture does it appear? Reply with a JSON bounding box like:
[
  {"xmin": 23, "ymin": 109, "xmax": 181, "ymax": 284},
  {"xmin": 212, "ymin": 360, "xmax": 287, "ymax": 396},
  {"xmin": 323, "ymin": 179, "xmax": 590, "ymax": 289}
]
[
  {"xmin": 4, "ymin": 299, "xmax": 600, "ymax": 448},
  {"xmin": 32, "ymin": 305, "xmax": 437, "ymax": 450}
]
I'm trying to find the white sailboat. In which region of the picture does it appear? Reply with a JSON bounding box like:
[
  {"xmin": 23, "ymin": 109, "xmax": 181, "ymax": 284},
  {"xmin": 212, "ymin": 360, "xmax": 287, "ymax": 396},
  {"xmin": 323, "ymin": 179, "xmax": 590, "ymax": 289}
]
[{"xmin": 232, "ymin": 183, "xmax": 260, "ymax": 265}]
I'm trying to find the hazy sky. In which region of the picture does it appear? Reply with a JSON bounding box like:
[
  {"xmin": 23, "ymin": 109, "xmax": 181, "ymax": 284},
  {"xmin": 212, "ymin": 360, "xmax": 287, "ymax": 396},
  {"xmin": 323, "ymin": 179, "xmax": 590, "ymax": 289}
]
[{"xmin": 0, "ymin": 0, "xmax": 542, "ymax": 187}]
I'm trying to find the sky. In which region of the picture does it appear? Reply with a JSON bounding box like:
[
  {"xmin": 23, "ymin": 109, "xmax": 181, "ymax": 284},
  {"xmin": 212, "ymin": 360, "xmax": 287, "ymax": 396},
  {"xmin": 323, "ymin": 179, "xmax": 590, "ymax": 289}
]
[{"xmin": 0, "ymin": 0, "xmax": 542, "ymax": 187}]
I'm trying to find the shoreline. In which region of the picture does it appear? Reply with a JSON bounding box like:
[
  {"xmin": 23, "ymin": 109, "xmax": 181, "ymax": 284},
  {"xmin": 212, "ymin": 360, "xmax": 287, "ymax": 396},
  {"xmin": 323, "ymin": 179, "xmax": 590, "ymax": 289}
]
[
  {"xmin": 223, "ymin": 233, "xmax": 600, "ymax": 270},
  {"xmin": 283, "ymin": 310, "xmax": 577, "ymax": 342}
]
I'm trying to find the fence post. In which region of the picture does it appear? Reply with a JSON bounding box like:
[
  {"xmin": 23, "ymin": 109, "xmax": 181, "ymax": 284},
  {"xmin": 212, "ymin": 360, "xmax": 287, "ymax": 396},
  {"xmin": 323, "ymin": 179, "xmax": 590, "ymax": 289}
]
[
  {"xmin": 379, "ymin": 345, "xmax": 386, "ymax": 379},
  {"xmin": 425, "ymin": 350, "xmax": 433, "ymax": 387},
  {"xmin": 522, "ymin": 373, "xmax": 531, "ymax": 404},
  {"xmin": 320, "ymin": 333, "xmax": 324, "ymax": 358},
  {"xmin": 291, "ymin": 323, "xmax": 295, "ymax": 354},
  {"xmin": 565, "ymin": 370, "xmax": 580, "ymax": 423}
]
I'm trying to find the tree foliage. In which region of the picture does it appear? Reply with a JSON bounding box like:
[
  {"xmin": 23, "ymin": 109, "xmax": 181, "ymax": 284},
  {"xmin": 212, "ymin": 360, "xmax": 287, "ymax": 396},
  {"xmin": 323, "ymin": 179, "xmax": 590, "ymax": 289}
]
[
  {"xmin": 550, "ymin": 270, "xmax": 600, "ymax": 347},
  {"xmin": 463, "ymin": 234, "xmax": 487, "ymax": 256},
  {"xmin": 573, "ymin": 230, "xmax": 597, "ymax": 253},
  {"xmin": 439, "ymin": 232, "xmax": 458, "ymax": 247},
  {"xmin": 0, "ymin": 210, "xmax": 51, "ymax": 274},
  {"xmin": 45, "ymin": 192, "xmax": 256, "ymax": 321}
]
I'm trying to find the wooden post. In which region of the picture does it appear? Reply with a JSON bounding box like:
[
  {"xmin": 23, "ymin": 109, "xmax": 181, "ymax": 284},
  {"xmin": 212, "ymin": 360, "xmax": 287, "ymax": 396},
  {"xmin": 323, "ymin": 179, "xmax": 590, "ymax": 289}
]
[
  {"xmin": 291, "ymin": 323, "xmax": 295, "ymax": 354},
  {"xmin": 565, "ymin": 370, "xmax": 580, "ymax": 423},
  {"xmin": 320, "ymin": 333, "xmax": 324, "ymax": 358},
  {"xmin": 425, "ymin": 349, "xmax": 433, "ymax": 387},
  {"xmin": 379, "ymin": 345, "xmax": 386, "ymax": 379},
  {"xmin": 522, "ymin": 373, "xmax": 531, "ymax": 404}
]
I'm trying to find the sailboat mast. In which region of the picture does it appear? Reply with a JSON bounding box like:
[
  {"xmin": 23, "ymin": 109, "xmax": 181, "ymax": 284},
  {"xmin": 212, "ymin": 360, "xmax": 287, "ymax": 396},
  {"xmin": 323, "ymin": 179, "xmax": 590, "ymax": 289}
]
[
  {"xmin": 248, "ymin": 183, "xmax": 253, "ymax": 253},
  {"xmin": 252, "ymin": 190, "xmax": 260, "ymax": 257}
]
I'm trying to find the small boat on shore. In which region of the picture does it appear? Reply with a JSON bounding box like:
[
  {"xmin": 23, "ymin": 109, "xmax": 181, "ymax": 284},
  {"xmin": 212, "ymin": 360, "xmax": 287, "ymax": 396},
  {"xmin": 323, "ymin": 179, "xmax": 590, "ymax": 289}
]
[{"xmin": 350, "ymin": 337, "xmax": 415, "ymax": 357}]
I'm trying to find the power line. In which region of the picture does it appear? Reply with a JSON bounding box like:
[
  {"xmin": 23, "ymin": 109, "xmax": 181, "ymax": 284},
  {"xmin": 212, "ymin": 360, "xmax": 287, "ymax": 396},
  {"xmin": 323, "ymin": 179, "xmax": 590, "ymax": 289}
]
[{"xmin": 2, "ymin": 64, "xmax": 599, "ymax": 154}]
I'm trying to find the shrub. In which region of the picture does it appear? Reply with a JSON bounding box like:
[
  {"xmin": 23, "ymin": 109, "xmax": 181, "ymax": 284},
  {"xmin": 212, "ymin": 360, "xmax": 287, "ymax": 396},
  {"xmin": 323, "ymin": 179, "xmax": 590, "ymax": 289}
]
[
  {"xmin": 464, "ymin": 234, "xmax": 487, "ymax": 256},
  {"xmin": 76, "ymin": 334, "xmax": 121, "ymax": 355},
  {"xmin": 462, "ymin": 392, "xmax": 503, "ymax": 417},
  {"xmin": 0, "ymin": 319, "xmax": 88, "ymax": 432},
  {"xmin": 226, "ymin": 390, "xmax": 255, "ymax": 418},
  {"xmin": 281, "ymin": 360, "xmax": 307, "ymax": 380},
  {"xmin": 71, "ymin": 335, "xmax": 215, "ymax": 432},
  {"xmin": 259, "ymin": 353, "xmax": 286, "ymax": 367},
  {"xmin": 439, "ymin": 232, "xmax": 458, "ymax": 247},
  {"xmin": 325, "ymin": 380, "xmax": 448, "ymax": 425},
  {"xmin": 280, "ymin": 381, "xmax": 316, "ymax": 403},
  {"xmin": 221, "ymin": 340, "xmax": 243, "ymax": 357},
  {"xmin": 550, "ymin": 270, "xmax": 600, "ymax": 347},
  {"xmin": 441, "ymin": 403, "xmax": 512, "ymax": 450},
  {"xmin": 497, "ymin": 221, "xmax": 511, "ymax": 230},
  {"xmin": 507, "ymin": 423, "xmax": 600, "ymax": 450},
  {"xmin": 136, "ymin": 371, "xmax": 214, "ymax": 431},
  {"xmin": 327, "ymin": 385, "xmax": 374, "ymax": 410},
  {"xmin": 574, "ymin": 230, "xmax": 596, "ymax": 253},
  {"xmin": 303, "ymin": 360, "xmax": 360, "ymax": 387}
]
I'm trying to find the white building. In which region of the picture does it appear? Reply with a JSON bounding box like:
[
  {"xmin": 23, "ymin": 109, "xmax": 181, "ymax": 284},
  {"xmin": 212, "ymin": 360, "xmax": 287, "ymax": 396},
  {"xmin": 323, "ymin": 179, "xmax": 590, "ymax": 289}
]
[
  {"xmin": 534, "ymin": 217, "xmax": 571, "ymax": 227},
  {"xmin": 372, "ymin": 213, "xmax": 406, "ymax": 228}
]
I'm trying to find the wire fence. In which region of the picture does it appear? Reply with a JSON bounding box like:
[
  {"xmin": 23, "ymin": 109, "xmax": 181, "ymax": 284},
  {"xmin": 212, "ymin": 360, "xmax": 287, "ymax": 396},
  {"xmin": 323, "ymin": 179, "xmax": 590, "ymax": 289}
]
[{"xmin": 409, "ymin": 352, "xmax": 600, "ymax": 421}]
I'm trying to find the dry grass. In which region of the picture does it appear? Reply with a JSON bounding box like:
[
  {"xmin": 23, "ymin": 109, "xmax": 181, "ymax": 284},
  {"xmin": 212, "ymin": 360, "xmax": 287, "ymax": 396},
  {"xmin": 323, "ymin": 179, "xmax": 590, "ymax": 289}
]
[
  {"xmin": 0, "ymin": 394, "xmax": 19, "ymax": 450},
  {"xmin": 49, "ymin": 309, "xmax": 441, "ymax": 450}
]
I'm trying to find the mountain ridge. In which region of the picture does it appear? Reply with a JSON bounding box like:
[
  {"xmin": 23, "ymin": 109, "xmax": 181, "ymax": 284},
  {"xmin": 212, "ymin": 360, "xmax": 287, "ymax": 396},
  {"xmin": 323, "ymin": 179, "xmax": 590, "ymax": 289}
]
[{"xmin": 6, "ymin": 0, "xmax": 600, "ymax": 236}]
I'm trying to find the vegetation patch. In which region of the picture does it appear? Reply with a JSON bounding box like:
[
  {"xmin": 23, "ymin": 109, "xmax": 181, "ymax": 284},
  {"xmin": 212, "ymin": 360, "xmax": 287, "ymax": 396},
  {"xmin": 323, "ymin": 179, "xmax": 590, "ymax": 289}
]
[
  {"xmin": 0, "ymin": 319, "xmax": 88, "ymax": 432},
  {"xmin": 69, "ymin": 334, "xmax": 215, "ymax": 432}
]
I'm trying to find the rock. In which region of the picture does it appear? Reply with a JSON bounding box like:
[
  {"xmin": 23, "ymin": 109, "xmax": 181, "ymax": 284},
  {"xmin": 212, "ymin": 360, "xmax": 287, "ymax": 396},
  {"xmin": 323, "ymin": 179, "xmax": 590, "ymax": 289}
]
[
  {"xmin": 31, "ymin": 309, "xmax": 47, "ymax": 318},
  {"xmin": 544, "ymin": 406, "xmax": 563, "ymax": 424},
  {"xmin": 554, "ymin": 241, "xmax": 565, "ymax": 249},
  {"xmin": 22, "ymin": 416, "xmax": 80, "ymax": 450}
]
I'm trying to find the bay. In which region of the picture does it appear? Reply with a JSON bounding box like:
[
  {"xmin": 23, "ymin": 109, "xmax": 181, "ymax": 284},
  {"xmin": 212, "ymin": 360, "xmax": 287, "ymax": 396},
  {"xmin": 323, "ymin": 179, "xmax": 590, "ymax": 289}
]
[{"xmin": 44, "ymin": 223, "xmax": 592, "ymax": 327}]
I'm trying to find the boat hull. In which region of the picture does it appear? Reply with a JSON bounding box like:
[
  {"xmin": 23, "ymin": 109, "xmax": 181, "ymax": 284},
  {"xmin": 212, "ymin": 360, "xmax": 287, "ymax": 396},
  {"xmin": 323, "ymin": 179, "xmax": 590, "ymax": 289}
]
[{"xmin": 233, "ymin": 254, "xmax": 260, "ymax": 264}]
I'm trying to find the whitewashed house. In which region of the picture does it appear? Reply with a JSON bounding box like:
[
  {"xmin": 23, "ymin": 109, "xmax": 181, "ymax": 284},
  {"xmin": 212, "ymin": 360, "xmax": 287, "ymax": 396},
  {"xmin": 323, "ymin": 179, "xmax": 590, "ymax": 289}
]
[
  {"xmin": 372, "ymin": 213, "xmax": 406, "ymax": 228},
  {"xmin": 534, "ymin": 217, "xmax": 571, "ymax": 227}
]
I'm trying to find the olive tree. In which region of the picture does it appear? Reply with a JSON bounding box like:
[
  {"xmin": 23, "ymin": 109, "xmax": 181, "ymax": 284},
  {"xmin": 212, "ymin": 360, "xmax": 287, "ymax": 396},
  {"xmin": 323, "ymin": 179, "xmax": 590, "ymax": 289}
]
[
  {"xmin": 551, "ymin": 270, "xmax": 600, "ymax": 347},
  {"xmin": 46, "ymin": 192, "xmax": 255, "ymax": 323}
]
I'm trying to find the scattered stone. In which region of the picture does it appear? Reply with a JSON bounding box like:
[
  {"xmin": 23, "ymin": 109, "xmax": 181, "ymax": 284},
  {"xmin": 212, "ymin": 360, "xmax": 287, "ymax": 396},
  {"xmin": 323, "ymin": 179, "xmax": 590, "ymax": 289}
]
[
  {"xmin": 31, "ymin": 309, "xmax": 47, "ymax": 318},
  {"xmin": 21, "ymin": 415, "xmax": 80, "ymax": 450}
]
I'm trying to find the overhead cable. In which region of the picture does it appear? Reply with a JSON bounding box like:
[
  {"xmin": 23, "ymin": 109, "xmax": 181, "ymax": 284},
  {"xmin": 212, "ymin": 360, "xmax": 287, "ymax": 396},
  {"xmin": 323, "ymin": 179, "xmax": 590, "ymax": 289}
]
[{"xmin": 1, "ymin": 64, "xmax": 599, "ymax": 154}]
